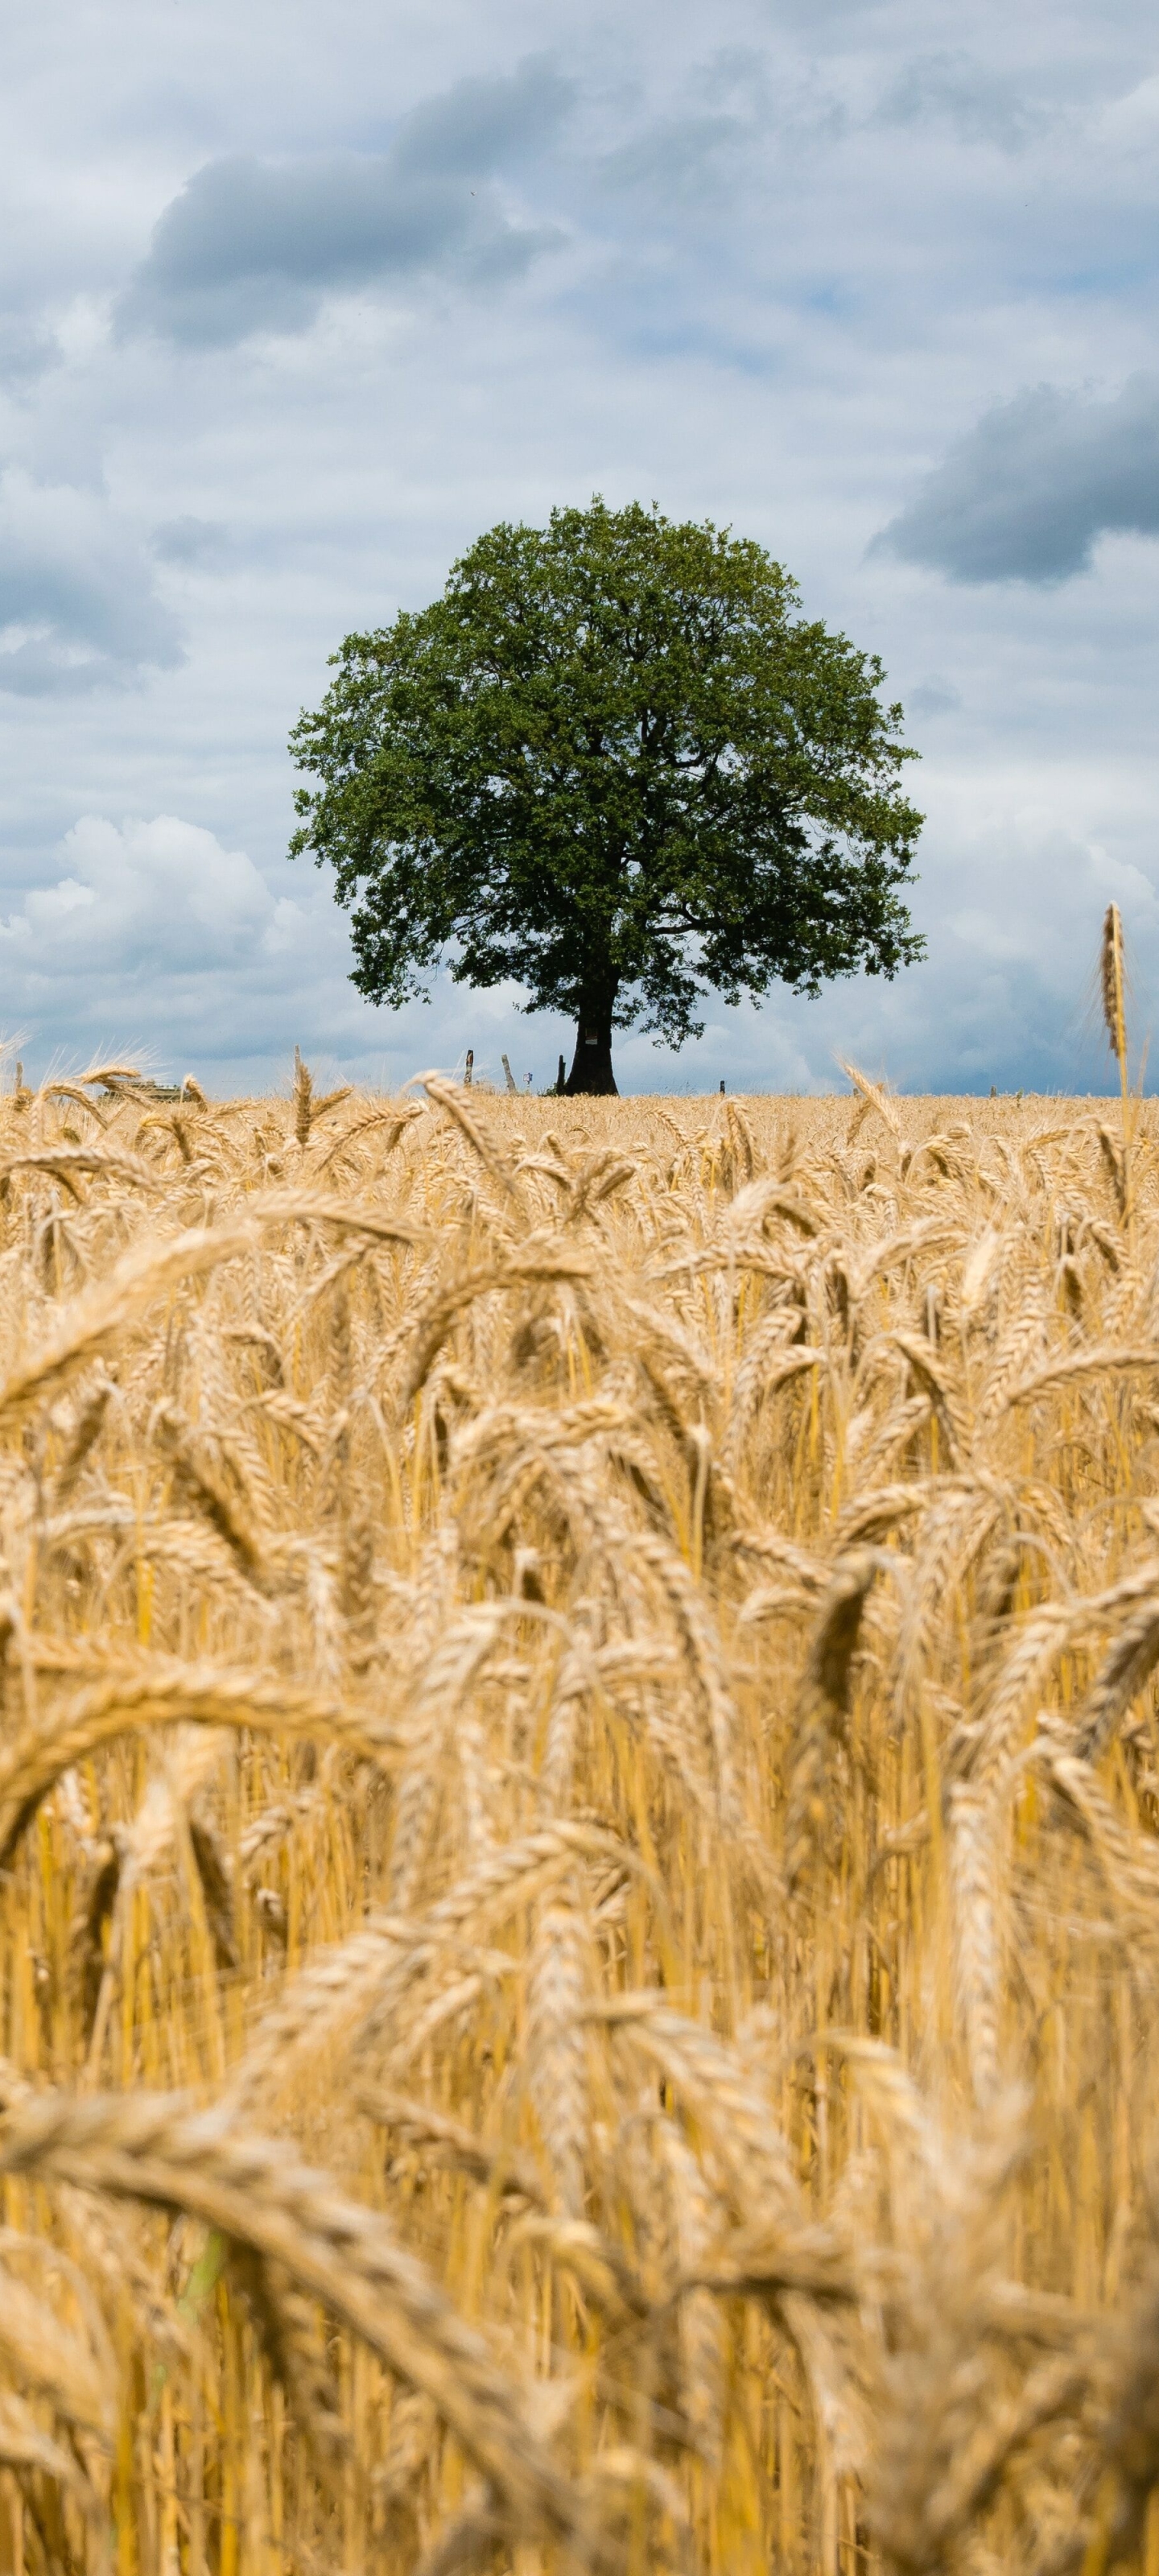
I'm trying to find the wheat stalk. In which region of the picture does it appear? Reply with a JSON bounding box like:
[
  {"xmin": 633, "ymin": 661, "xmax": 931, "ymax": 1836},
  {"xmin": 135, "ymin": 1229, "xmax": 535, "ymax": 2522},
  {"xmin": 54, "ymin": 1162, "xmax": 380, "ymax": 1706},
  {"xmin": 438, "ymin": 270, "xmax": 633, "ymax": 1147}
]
[{"xmin": 0, "ymin": 1073, "xmax": 1154, "ymax": 2570}]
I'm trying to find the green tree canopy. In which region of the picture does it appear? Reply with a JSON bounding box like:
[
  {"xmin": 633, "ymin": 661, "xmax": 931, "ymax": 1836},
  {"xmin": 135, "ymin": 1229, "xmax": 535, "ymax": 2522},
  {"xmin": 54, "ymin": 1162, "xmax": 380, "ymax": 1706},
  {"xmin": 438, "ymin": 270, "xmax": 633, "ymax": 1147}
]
[{"xmin": 289, "ymin": 498, "xmax": 924, "ymax": 1093}]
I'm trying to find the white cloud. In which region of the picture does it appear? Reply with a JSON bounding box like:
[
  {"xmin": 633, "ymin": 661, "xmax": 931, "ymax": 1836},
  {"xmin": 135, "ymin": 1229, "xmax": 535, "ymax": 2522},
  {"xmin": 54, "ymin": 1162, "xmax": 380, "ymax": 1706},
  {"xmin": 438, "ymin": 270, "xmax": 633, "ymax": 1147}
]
[
  {"xmin": 0, "ymin": 813, "xmax": 267, "ymax": 985},
  {"xmin": 0, "ymin": 815, "xmax": 378, "ymax": 1080},
  {"xmin": 1099, "ymin": 72, "xmax": 1159, "ymax": 151}
]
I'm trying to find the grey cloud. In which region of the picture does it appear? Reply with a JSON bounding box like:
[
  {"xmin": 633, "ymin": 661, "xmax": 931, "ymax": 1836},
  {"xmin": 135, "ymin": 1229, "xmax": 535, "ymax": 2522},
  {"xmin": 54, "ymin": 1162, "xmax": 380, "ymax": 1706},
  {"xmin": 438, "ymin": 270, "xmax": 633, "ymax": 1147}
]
[
  {"xmin": 876, "ymin": 52, "xmax": 1043, "ymax": 151},
  {"xmin": 118, "ymin": 56, "xmax": 574, "ymax": 347},
  {"xmin": 388, "ymin": 56, "xmax": 575, "ymax": 178},
  {"xmin": 0, "ymin": 475, "xmax": 184, "ymax": 694},
  {"xmin": 598, "ymin": 114, "xmax": 747, "ymax": 209},
  {"xmin": 595, "ymin": 51, "xmax": 776, "ymax": 213},
  {"xmin": 151, "ymin": 515, "xmax": 232, "ymax": 568},
  {"xmin": 875, "ymin": 378, "xmax": 1159, "ymax": 584},
  {"xmin": 907, "ymin": 677, "xmax": 961, "ymax": 719},
  {"xmin": 0, "ymin": 316, "xmax": 60, "ymax": 390}
]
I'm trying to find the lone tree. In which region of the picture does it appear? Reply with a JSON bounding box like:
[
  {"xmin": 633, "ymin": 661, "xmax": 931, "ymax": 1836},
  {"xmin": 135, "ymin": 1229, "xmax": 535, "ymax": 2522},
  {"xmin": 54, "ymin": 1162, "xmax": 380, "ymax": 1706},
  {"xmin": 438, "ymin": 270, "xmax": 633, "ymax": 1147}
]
[{"xmin": 289, "ymin": 499, "xmax": 924, "ymax": 1095}]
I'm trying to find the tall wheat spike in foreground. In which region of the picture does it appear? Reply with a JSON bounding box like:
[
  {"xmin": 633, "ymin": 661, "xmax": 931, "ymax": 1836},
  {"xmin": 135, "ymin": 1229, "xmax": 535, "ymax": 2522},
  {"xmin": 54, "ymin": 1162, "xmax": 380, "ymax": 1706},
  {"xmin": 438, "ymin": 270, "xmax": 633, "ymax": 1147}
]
[
  {"xmin": 5, "ymin": 1059, "xmax": 1159, "ymax": 2570},
  {"xmin": 1103, "ymin": 901, "xmax": 1129, "ymax": 1094}
]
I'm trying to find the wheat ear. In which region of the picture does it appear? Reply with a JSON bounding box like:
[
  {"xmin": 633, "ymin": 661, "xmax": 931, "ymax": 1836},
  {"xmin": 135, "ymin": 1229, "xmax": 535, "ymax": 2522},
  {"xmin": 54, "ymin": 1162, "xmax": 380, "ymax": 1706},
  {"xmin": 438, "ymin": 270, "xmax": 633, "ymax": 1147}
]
[
  {"xmin": 527, "ymin": 1882, "xmax": 591, "ymax": 2217},
  {"xmin": 785, "ymin": 1550, "xmax": 883, "ymax": 1896},
  {"xmin": 1102, "ymin": 902, "xmax": 1128, "ymax": 1074},
  {"xmin": 0, "ymin": 1660, "xmax": 397, "ymax": 1868},
  {"xmin": 0, "ymin": 2090, "xmax": 596, "ymax": 2553}
]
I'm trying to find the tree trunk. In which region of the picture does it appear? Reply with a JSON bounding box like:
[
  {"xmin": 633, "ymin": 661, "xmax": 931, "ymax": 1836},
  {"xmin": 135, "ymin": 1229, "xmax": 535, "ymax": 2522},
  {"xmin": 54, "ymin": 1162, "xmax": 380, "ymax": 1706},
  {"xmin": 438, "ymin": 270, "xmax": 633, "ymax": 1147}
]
[{"xmin": 563, "ymin": 998, "xmax": 618, "ymax": 1096}]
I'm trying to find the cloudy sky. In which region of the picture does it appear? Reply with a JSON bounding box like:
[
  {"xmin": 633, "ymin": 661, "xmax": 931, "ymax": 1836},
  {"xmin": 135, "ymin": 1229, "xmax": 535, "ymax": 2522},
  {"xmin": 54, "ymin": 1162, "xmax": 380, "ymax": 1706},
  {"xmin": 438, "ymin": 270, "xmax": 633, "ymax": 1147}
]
[{"xmin": 1, "ymin": 0, "xmax": 1156, "ymax": 1097}]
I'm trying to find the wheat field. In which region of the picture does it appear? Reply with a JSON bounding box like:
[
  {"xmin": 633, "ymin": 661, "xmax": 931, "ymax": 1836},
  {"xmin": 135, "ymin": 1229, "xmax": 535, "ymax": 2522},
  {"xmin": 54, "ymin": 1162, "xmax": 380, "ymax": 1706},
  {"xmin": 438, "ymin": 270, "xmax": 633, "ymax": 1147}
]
[{"xmin": 0, "ymin": 1059, "xmax": 1158, "ymax": 2574}]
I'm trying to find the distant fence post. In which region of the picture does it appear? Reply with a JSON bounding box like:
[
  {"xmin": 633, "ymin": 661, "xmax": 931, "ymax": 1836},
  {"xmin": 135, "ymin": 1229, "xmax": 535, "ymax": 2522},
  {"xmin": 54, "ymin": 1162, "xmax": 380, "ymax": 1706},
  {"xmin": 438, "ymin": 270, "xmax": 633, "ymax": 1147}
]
[
  {"xmin": 557, "ymin": 1055, "xmax": 566, "ymax": 1096},
  {"xmin": 464, "ymin": 1050, "xmax": 473, "ymax": 1086}
]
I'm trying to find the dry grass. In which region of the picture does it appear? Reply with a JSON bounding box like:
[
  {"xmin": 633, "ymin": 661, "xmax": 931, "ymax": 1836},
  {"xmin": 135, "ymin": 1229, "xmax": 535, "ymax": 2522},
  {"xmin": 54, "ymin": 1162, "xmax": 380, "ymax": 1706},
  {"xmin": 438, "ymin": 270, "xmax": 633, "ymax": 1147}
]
[{"xmin": 0, "ymin": 1066, "xmax": 1158, "ymax": 2571}]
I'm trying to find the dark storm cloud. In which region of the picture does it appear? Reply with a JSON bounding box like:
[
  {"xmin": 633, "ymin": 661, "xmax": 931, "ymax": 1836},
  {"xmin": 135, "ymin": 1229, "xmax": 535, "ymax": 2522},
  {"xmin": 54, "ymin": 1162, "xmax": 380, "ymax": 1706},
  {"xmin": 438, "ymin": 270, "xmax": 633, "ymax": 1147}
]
[
  {"xmin": 0, "ymin": 477, "xmax": 184, "ymax": 695},
  {"xmin": 875, "ymin": 378, "xmax": 1159, "ymax": 584},
  {"xmin": 117, "ymin": 56, "xmax": 575, "ymax": 347}
]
